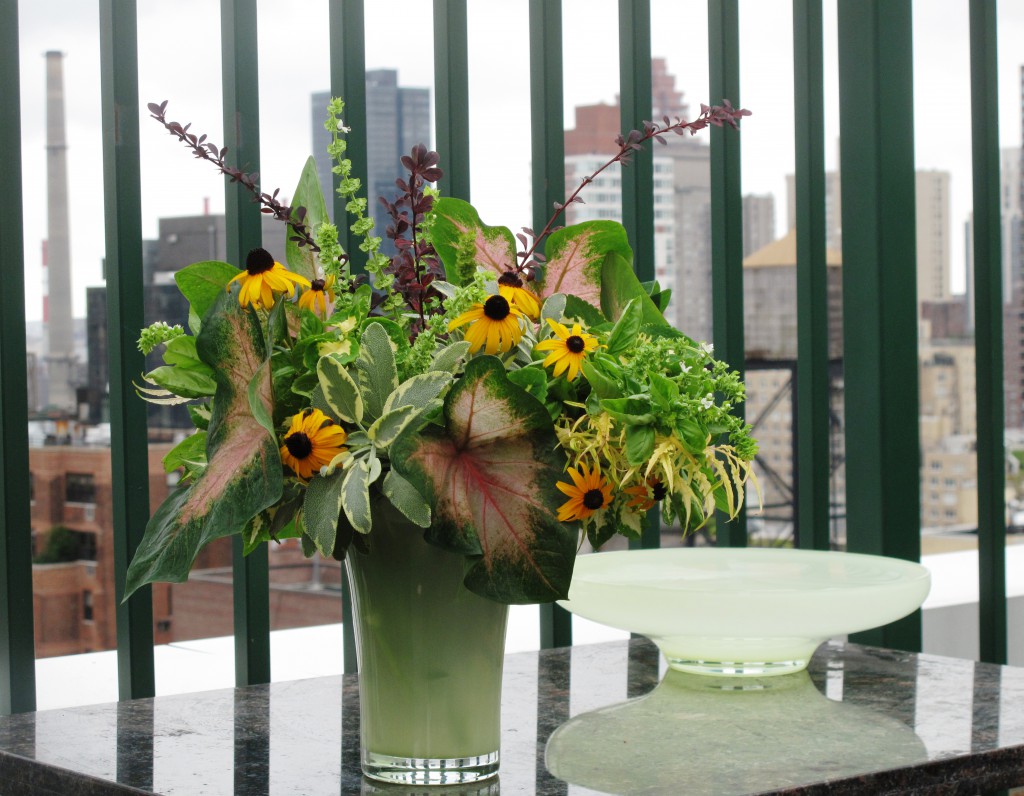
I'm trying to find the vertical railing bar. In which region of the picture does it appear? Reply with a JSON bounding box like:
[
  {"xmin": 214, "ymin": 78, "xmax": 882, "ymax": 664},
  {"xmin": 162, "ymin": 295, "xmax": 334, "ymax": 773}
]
[
  {"xmin": 619, "ymin": 1, "xmax": 661, "ymax": 553},
  {"xmin": 221, "ymin": 0, "xmax": 271, "ymax": 686},
  {"xmin": 0, "ymin": 0, "xmax": 38, "ymax": 715},
  {"xmin": 530, "ymin": 0, "xmax": 572, "ymax": 648},
  {"xmin": 100, "ymin": 0, "xmax": 156, "ymax": 700},
  {"xmin": 968, "ymin": 0, "xmax": 1007, "ymax": 665},
  {"xmin": 329, "ymin": 0, "xmax": 368, "ymax": 277},
  {"xmin": 433, "ymin": 0, "xmax": 471, "ymax": 201},
  {"xmin": 792, "ymin": 0, "xmax": 830, "ymax": 551},
  {"xmin": 708, "ymin": 0, "xmax": 747, "ymax": 548},
  {"xmin": 838, "ymin": 0, "xmax": 921, "ymax": 651},
  {"xmin": 328, "ymin": 0, "xmax": 367, "ymax": 676}
]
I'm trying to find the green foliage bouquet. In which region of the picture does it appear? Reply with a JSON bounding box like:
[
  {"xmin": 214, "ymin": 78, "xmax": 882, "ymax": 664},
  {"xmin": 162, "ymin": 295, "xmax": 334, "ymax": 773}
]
[{"xmin": 125, "ymin": 97, "xmax": 757, "ymax": 605}]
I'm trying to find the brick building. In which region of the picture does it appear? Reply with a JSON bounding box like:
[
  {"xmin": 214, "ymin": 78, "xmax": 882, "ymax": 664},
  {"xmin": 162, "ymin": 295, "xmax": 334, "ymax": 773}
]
[{"xmin": 30, "ymin": 443, "xmax": 342, "ymax": 658}]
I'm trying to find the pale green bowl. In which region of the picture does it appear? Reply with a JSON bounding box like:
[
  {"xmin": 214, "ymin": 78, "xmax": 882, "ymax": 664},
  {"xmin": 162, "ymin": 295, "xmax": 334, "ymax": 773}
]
[{"xmin": 559, "ymin": 547, "xmax": 931, "ymax": 676}]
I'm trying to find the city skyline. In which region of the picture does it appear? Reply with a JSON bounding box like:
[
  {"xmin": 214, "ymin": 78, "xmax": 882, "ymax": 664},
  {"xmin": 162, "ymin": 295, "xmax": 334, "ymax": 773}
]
[{"xmin": 11, "ymin": 0, "xmax": 1024, "ymax": 323}]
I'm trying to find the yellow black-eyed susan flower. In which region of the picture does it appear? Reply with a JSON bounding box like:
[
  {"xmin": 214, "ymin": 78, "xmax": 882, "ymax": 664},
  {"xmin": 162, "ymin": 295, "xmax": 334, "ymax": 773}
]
[
  {"xmin": 298, "ymin": 274, "xmax": 337, "ymax": 319},
  {"xmin": 534, "ymin": 319, "xmax": 599, "ymax": 381},
  {"xmin": 624, "ymin": 478, "xmax": 669, "ymax": 512},
  {"xmin": 497, "ymin": 271, "xmax": 540, "ymax": 320},
  {"xmin": 555, "ymin": 462, "xmax": 613, "ymax": 522},
  {"xmin": 280, "ymin": 408, "xmax": 347, "ymax": 480},
  {"xmin": 447, "ymin": 293, "xmax": 526, "ymax": 355},
  {"xmin": 228, "ymin": 247, "xmax": 311, "ymax": 310}
]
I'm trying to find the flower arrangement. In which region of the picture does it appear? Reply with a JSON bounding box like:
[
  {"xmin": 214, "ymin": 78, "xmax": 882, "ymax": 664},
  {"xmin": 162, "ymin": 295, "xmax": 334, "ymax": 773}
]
[{"xmin": 124, "ymin": 97, "xmax": 756, "ymax": 605}]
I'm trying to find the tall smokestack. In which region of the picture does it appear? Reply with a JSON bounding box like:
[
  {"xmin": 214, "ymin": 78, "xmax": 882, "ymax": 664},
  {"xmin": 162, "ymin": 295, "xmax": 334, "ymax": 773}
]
[{"xmin": 44, "ymin": 51, "xmax": 75, "ymax": 412}]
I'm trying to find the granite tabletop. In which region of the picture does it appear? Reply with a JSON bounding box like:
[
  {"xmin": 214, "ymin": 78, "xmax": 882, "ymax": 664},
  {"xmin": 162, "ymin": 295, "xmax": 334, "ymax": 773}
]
[{"xmin": 0, "ymin": 638, "xmax": 1022, "ymax": 795}]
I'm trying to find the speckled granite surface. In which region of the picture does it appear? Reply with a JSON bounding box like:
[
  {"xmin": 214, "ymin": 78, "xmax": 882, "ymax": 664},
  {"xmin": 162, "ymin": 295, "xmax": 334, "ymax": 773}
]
[{"xmin": 0, "ymin": 639, "xmax": 1023, "ymax": 795}]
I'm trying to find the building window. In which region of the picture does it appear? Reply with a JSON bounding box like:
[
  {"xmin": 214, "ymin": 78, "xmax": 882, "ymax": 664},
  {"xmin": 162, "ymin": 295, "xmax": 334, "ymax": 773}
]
[
  {"xmin": 83, "ymin": 590, "xmax": 94, "ymax": 622},
  {"xmin": 73, "ymin": 531, "xmax": 98, "ymax": 562},
  {"xmin": 65, "ymin": 473, "xmax": 96, "ymax": 504}
]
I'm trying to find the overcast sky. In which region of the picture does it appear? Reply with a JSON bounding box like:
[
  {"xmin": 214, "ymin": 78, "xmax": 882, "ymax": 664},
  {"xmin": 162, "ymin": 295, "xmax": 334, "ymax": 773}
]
[{"xmin": 13, "ymin": 0, "xmax": 1024, "ymax": 320}]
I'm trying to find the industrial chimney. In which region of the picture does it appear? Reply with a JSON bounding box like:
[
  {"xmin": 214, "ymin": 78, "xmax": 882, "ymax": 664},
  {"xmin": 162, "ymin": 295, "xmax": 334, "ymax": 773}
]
[{"xmin": 43, "ymin": 50, "xmax": 76, "ymax": 413}]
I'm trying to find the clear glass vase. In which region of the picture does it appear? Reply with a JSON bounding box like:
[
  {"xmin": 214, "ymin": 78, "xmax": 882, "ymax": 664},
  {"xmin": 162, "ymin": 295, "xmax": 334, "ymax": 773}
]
[{"xmin": 345, "ymin": 502, "xmax": 509, "ymax": 786}]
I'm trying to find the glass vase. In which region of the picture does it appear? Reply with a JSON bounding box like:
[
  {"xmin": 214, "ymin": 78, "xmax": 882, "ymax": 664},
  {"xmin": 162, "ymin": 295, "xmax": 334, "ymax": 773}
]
[{"xmin": 345, "ymin": 501, "xmax": 509, "ymax": 786}]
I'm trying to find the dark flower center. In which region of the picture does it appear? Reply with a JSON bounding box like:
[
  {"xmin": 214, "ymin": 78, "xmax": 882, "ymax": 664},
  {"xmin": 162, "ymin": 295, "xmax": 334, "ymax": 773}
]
[
  {"xmin": 246, "ymin": 247, "xmax": 276, "ymax": 275},
  {"xmin": 483, "ymin": 295, "xmax": 511, "ymax": 320},
  {"xmin": 498, "ymin": 271, "xmax": 524, "ymax": 289},
  {"xmin": 651, "ymin": 482, "xmax": 668, "ymax": 501},
  {"xmin": 566, "ymin": 335, "xmax": 586, "ymax": 354},
  {"xmin": 284, "ymin": 432, "xmax": 313, "ymax": 460},
  {"xmin": 311, "ymin": 278, "xmax": 326, "ymax": 292},
  {"xmin": 582, "ymin": 489, "xmax": 606, "ymax": 510}
]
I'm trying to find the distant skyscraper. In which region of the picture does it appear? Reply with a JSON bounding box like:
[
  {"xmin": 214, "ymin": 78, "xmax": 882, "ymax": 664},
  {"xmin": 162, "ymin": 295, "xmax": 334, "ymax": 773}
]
[
  {"xmin": 787, "ymin": 167, "xmax": 951, "ymax": 318},
  {"xmin": 562, "ymin": 59, "xmax": 713, "ymax": 338},
  {"xmin": 916, "ymin": 170, "xmax": 952, "ymax": 306},
  {"xmin": 742, "ymin": 194, "xmax": 776, "ymax": 259},
  {"xmin": 311, "ymin": 70, "xmax": 431, "ymax": 256}
]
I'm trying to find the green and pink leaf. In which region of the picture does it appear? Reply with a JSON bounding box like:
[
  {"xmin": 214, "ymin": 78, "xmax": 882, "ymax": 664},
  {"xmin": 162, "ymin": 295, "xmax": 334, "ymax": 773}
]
[
  {"xmin": 391, "ymin": 356, "xmax": 575, "ymax": 603},
  {"xmin": 430, "ymin": 197, "xmax": 517, "ymax": 286},
  {"xmin": 536, "ymin": 221, "xmax": 632, "ymax": 312},
  {"xmin": 124, "ymin": 289, "xmax": 282, "ymax": 598}
]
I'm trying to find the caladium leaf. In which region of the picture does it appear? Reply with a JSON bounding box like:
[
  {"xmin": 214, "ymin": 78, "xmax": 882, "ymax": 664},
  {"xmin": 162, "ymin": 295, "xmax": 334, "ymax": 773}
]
[
  {"xmin": 431, "ymin": 197, "xmax": 517, "ymax": 285},
  {"xmin": 124, "ymin": 290, "xmax": 283, "ymax": 598},
  {"xmin": 391, "ymin": 356, "xmax": 575, "ymax": 603},
  {"xmin": 535, "ymin": 221, "xmax": 632, "ymax": 311},
  {"xmin": 284, "ymin": 156, "xmax": 328, "ymax": 283}
]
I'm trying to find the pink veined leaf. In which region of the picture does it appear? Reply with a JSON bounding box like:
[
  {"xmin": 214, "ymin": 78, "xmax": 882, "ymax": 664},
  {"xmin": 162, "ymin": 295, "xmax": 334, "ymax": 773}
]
[
  {"xmin": 430, "ymin": 197, "xmax": 517, "ymax": 284},
  {"xmin": 391, "ymin": 356, "xmax": 575, "ymax": 603},
  {"xmin": 534, "ymin": 221, "xmax": 633, "ymax": 312},
  {"xmin": 123, "ymin": 289, "xmax": 282, "ymax": 599}
]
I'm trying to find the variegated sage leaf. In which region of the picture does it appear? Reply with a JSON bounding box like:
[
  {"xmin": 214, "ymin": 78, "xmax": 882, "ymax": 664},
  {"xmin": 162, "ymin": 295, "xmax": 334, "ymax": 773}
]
[
  {"xmin": 355, "ymin": 322, "xmax": 398, "ymax": 421},
  {"xmin": 382, "ymin": 469, "xmax": 431, "ymax": 528},
  {"xmin": 303, "ymin": 470, "xmax": 345, "ymax": 557},
  {"xmin": 431, "ymin": 340, "xmax": 472, "ymax": 374},
  {"xmin": 342, "ymin": 459, "xmax": 373, "ymax": 534},
  {"xmin": 382, "ymin": 371, "xmax": 453, "ymax": 415},
  {"xmin": 317, "ymin": 354, "xmax": 363, "ymax": 424},
  {"xmin": 367, "ymin": 405, "xmax": 419, "ymax": 449}
]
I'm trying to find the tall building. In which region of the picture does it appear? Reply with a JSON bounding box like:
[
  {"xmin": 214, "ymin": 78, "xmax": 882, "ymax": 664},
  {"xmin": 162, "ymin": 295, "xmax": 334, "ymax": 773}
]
[
  {"xmin": 562, "ymin": 60, "xmax": 717, "ymax": 339},
  {"xmin": 311, "ymin": 71, "xmax": 431, "ymax": 255},
  {"xmin": 916, "ymin": 170, "xmax": 952, "ymax": 305},
  {"xmin": 786, "ymin": 167, "xmax": 952, "ymax": 321},
  {"xmin": 742, "ymin": 194, "xmax": 776, "ymax": 259}
]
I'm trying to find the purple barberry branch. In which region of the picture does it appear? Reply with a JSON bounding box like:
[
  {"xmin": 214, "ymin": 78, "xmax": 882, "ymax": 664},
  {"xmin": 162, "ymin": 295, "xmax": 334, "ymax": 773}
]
[
  {"xmin": 514, "ymin": 100, "xmax": 750, "ymax": 276},
  {"xmin": 147, "ymin": 100, "xmax": 350, "ymax": 270}
]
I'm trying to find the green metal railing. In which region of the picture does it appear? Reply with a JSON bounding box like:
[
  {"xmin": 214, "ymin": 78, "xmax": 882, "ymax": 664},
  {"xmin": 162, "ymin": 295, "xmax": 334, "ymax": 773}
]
[
  {"xmin": 100, "ymin": 0, "xmax": 155, "ymax": 699},
  {"xmin": 0, "ymin": 0, "xmax": 1011, "ymax": 712},
  {"xmin": 0, "ymin": 0, "xmax": 38, "ymax": 716}
]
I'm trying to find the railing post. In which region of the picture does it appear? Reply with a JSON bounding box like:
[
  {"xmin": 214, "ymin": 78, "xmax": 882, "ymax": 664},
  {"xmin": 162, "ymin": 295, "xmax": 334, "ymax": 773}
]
[
  {"xmin": 530, "ymin": 0, "xmax": 572, "ymax": 648},
  {"xmin": 433, "ymin": 0, "xmax": 470, "ymax": 201},
  {"xmin": 838, "ymin": 0, "xmax": 921, "ymax": 651},
  {"xmin": 708, "ymin": 0, "xmax": 747, "ymax": 548},
  {"xmin": 0, "ymin": 0, "xmax": 38, "ymax": 715},
  {"xmin": 329, "ymin": 0, "xmax": 368, "ymax": 276},
  {"xmin": 221, "ymin": 0, "xmax": 271, "ymax": 687},
  {"xmin": 100, "ymin": 0, "xmax": 156, "ymax": 700},
  {"xmin": 792, "ymin": 0, "xmax": 831, "ymax": 551},
  {"xmin": 969, "ymin": 0, "xmax": 1007, "ymax": 665},
  {"xmin": 328, "ymin": 0, "xmax": 368, "ymax": 676}
]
